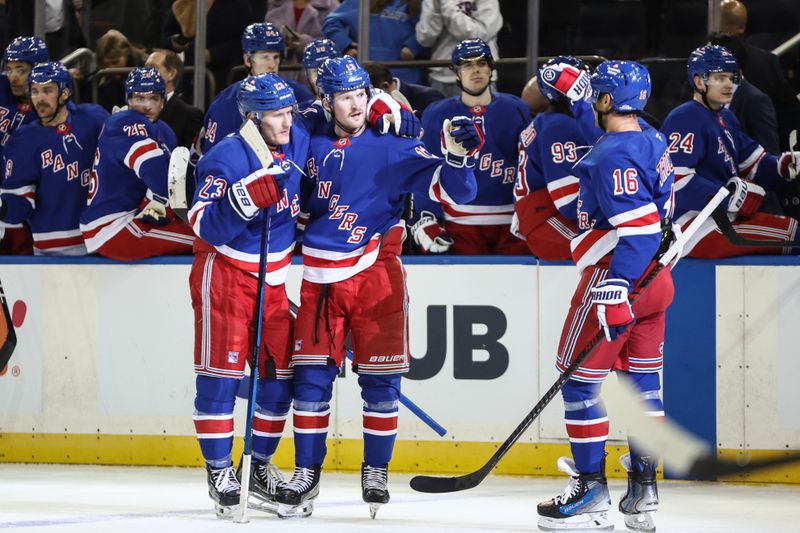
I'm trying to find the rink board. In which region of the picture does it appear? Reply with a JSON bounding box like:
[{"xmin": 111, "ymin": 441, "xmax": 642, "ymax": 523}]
[{"xmin": 0, "ymin": 256, "xmax": 798, "ymax": 483}]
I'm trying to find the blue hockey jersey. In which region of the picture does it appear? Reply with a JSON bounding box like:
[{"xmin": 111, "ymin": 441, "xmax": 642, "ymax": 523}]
[
  {"xmin": 0, "ymin": 77, "xmax": 37, "ymax": 155},
  {"xmin": 514, "ymin": 110, "xmax": 591, "ymax": 220},
  {"xmin": 571, "ymin": 126, "xmax": 675, "ymax": 285},
  {"xmin": 79, "ymin": 109, "xmax": 177, "ymax": 252},
  {"xmin": 420, "ymin": 93, "xmax": 530, "ymax": 225},
  {"xmin": 190, "ymin": 108, "xmax": 323, "ymax": 285},
  {"xmin": 301, "ymin": 125, "xmax": 477, "ymax": 283},
  {"xmin": 661, "ymin": 100, "xmax": 787, "ymax": 221},
  {"xmin": 0, "ymin": 102, "xmax": 109, "ymax": 255},
  {"xmin": 200, "ymin": 79, "xmax": 314, "ymax": 155}
]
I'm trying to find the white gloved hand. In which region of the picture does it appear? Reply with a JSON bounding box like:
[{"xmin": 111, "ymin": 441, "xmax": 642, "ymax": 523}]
[
  {"xmin": 410, "ymin": 211, "xmax": 453, "ymax": 253},
  {"xmin": 778, "ymin": 151, "xmax": 800, "ymax": 181},
  {"xmin": 726, "ymin": 176, "xmax": 765, "ymax": 217},
  {"xmin": 135, "ymin": 199, "xmax": 168, "ymax": 226}
]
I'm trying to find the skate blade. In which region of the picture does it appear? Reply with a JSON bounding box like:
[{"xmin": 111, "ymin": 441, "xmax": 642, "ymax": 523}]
[
  {"xmin": 623, "ymin": 511, "xmax": 656, "ymax": 532},
  {"xmin": 368, "ymin": 502, "xmax": 384, "ymax": 519},
  {"xmin": 247, "ymin": 494, "xmax": 280, "ymax": 516},
  {"xmin": 214, "ymin": 503, "xmax": 239, "ymax": 520},
  {"xmin": 538, "ymin": 512, "xmax": 614, "ymax": 531},
  {"xmin": 277, "ymin": 501, "xmax": 314, "ymax": 519}
]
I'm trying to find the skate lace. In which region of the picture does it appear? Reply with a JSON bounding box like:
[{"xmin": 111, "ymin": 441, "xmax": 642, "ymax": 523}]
[
  {"xmin": 255, "ymin": 462, "xmax": 285, "ymax": 491},
  {"xmin": 213, "ymin": 467, "xmax": 241, "ymax": 494},
  {"xmin": 283, "ymin": 467, "xmax": 316, "ymax": 493},
  {"xmin": 362, "ymin": 465, "xmax": 388, "ymax": 490},
  {"xmin": 558, "ymin": 477, "xmax": 584, "ymax": 504}
]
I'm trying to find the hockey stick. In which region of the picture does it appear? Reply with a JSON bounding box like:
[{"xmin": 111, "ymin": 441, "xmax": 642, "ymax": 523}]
[
  {"xmin": 409, "ymin": 186, "xmax": 731, "ymax": 494},
  {"xmin": 167, "ymin": 146, "xmax": 190, "ymax": 223},
  {"xmin": 711, "ymin": 206, "xmax": 800, "ymax": 249},
  {"xmin": 0, "ymin": 276, "xmax": 17, "ymax": 370},
  {"xmin": 234, "ymin": 119, "xmax": 276, "ymax": 524},
  {"xmin": 234, "ymin": 212, "xmax": 270, "ymax": 524},
  {"xmin": 607, "ymin": 374, "xmax": 800, "ymax": 479},
  {"xmin": 285, "ymin": 300, "xmax": 448, "ymax": 437}
]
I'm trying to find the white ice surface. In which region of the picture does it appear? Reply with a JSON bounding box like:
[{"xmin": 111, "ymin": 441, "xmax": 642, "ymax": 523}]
[{"xmin": 0, "ymin": 464, "xmax": 797, "ymax": 532}]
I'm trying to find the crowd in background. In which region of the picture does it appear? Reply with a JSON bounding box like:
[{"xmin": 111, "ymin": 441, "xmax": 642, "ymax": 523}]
[{"xmin": 0, "ymin": 0, "xmax": 797, "ymax": 258}]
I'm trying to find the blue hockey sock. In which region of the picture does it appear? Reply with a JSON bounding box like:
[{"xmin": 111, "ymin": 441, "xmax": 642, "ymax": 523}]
[
  {"xmin": 251, "ymin": 378, "xmax": 292, "ymax": 462},
  {"xmin": 359, "ymin": 373, "xmax": 401, "ymax": 467},
  {"xmin": 292, "ymin": 365, "xmax": 338, "ymax": 468},
  {"xmin": 193, "ymin": 375, "xmax": 239, "ymax": 469},
  {"xmin": 562, "ymin": 379, "xmax": 608, "ymax": 474}
]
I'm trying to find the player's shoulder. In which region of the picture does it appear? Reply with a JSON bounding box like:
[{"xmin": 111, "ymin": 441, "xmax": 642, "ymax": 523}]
[
  {"xmin": 662, "ymin": 100, "xmax": 703, "ymax": 128},
  {"xmin": 73, "ymin": 102, "xmax": 110, "ymax": 124},
  {"xmin": 209, "ymin": 82, "xmax": 239, "ymax": 108},
  {"xmin": 422, "ymin": 96, "xmax": 460, "ymax": 118},
  {"xmin": 492, "ymin": 92, "xmax": 529, "ymax": 112},
  {"xmin": 203, "ymin": 133, "xmax": 248, "ymax": 164},
  {"xmin": 102, "ymin": 109, "xmax": 154, "ymax": 137},
  {"xmin": 5, "ymin": 120, "xmax": 43, "ymax": 150}
]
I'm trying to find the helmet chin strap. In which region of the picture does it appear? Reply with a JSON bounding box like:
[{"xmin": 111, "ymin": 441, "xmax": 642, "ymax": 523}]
[
  {"xmin": 456, "ymin": 77, "xmax": 491, "ymax": 98},
  {"xmin": 592, "ymin": 102, "xmax": 610, "ymax": 132},
  {"xmin": 38, "ymin": 92, "xmax": 67, "ymax": 125}
]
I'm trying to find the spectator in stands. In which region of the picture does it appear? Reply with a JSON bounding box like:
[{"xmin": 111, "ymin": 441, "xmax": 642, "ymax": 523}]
[
  {"xmin": 363, "ymin": 60, "xmax": 444, "ymax": 115},
  {"xmin": 415, "ymin": 0, "xmax": 502, "ymax": 97},
  {"xmin": 322, "ymin": 0, "xmax": 426, "ymax": 84},
  {"xmin": 416, "ymin": 38, "xmax": 530, "ymax": 255},
  {"xmin": 79, "ymin": 67, "xmax": 195, "ymax": 260},
  {"xmin": 5, "ymin": 0, "xmax": 85, "ymax": 59},
  {"xmin": 265, "ymin": 0, "xmax": 340, "ymax": 92},
  {"xmin": 709, "ymin": 33, "xmax": 779, "ymax": 155},
  {"xmin": 0, "ymin": 62, "xmax": 108, "ymax": 256},
  {"xmin": 720, "ymin": 0, "xmax": 800, "ymax": 149},
  {"xmin": 162, "ymin": 0, "xmax": 257, "ymax": 95},
  {"xmin": 94, "ymin": 29, "xmax": 146, "ymax": 112},
  {"xmin": 145, "ymin": 48, "xmax": 203, "ymax": 149}
]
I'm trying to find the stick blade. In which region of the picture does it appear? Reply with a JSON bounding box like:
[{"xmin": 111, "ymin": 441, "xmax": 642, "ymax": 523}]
[
  {"xmin": 410, "ymin": 466, "xmax": 489, "ymax": 494},
  {"xmin": 689, "ymin": 453, "xmax": 800, "ymax": 479},
  {"xmin": 0, "ymin": 283, "xmax": 17, "ymax": 370}
]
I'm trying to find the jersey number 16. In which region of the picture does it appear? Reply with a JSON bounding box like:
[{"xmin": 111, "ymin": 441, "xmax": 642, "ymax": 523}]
[{"xmin": 612, "ymin": 168, "xmax": 639, "ymax": 195}]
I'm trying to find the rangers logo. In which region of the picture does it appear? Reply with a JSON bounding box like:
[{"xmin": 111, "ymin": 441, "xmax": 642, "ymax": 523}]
[{"xmin": 227, "ymin": 351, "xmax": 239, "ymax": 364}]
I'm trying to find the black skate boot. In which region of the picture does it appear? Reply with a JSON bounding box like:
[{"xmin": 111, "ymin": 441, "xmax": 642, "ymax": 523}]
[
  {"xmin": 206, "ymin": 464, "xmax": 241, "ymax": 519},
  {"xmin": 361, "ymin": 462, "xmax": 390, "ymax": 519},
  {"xmin": 236, "ymin": 458, "xmax": 284, "ymax": 515},
  {"xmin": 537, "ymin": 457, "xmax": 613, "ymax": 531},
  {"xmin": 275, "ymin": 465, "xmax": 321, "ymax": 519},
  {"xmin": 619, "ymin": 453, "xmax": 658, "ymax": 532}
]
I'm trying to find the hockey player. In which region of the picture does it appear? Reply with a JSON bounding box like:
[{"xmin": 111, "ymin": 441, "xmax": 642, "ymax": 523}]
[
  {"xmin": 301, "ymin": 39, "xmax": 339, "ymax": 102},
  {"xmin": 536, "ymin": 61, "xmax": 675, "ymax": 532},
  {"xmin": 0, "ymin": 62, "xmax": 108, "ymax": 255},
  {"xmin": 199, "ymin": 23, "xmax": 314, "ymax": 155},
  {"xmin": 0, "ymin": 36, "xmax": 49, "ymax": 255},
  {"xmin": 513, "ymin": 56, "xmax": 592, "ymax": 261},
  {"xmin": 188, "ymin": 73, "xmax": 316, "ymax": 518},
  {"xmin": 417, "ymin": 38, "xmax": 530, "ymax": 255},
  {"xmin": 274, "ymin": 56, "xmax": 480, "ymax": 519},
  {"xmin": 662, "ymin": 45, "xmax": 800, "ymax": 258},
  {"xmin": 79, "ymin": 67, "xmax": 195, "ymax": 259}
]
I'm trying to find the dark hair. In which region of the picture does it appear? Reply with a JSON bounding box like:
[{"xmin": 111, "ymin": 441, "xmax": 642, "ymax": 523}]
[
  {"xmin": 156, "ymin": 48, "xmax": 185, "ymax": 90},
  {"xmin": 708, "ymin": 32, "xmax": 748, "ymax": 71},
  {"xmin": 362, "ymin": 61, "xmax": 393, "ymax": 87}
]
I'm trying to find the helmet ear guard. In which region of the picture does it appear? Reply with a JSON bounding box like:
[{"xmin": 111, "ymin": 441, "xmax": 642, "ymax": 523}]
[
  {"xmin": 589, "ymin": 60, "xmax": 651, "ymax": 113},
  {"xmin": 241, "ymin": 22, "xmax": 285, "ymax": 54},
  {"xmin": 27, "ymin": 61, "xmax": 72, "ymax": 98},
  {"xmin": 687, "ymin": 44, "xmax": 740, "ymax": 89},
  {"xmin": 125, "ymin": 67, "xmax": 166, "ymax": 99},
  {"xmin": 237, "ymin": 72, "xmax": 297, "ymax": 121},
  {"xmin": 450, "ymin": 38, "xmax": 494, "ymax": 71}
]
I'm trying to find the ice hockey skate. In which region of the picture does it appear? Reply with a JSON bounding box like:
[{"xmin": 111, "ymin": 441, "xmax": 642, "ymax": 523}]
[
  {"xmin": 237, "ymin": 458, "xmax": 284, "ymax": 515},
  {"xmin": 537, "ymin": 456, "xmax": 613, "ymax": 531},
  {"xmin": 206, "ymin": 465, "xmax": 241, "ymax": 519},
  {"xmin": 361, "ymin": 462, "xmax": 390, "ymax": 519},
  {"xmin": 275, "ymin": 466, "xmax": 321, "ymax": 519},
  {"xmin": 619, "ymin": 454, "xmax": 658, "ymax": 532}
]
